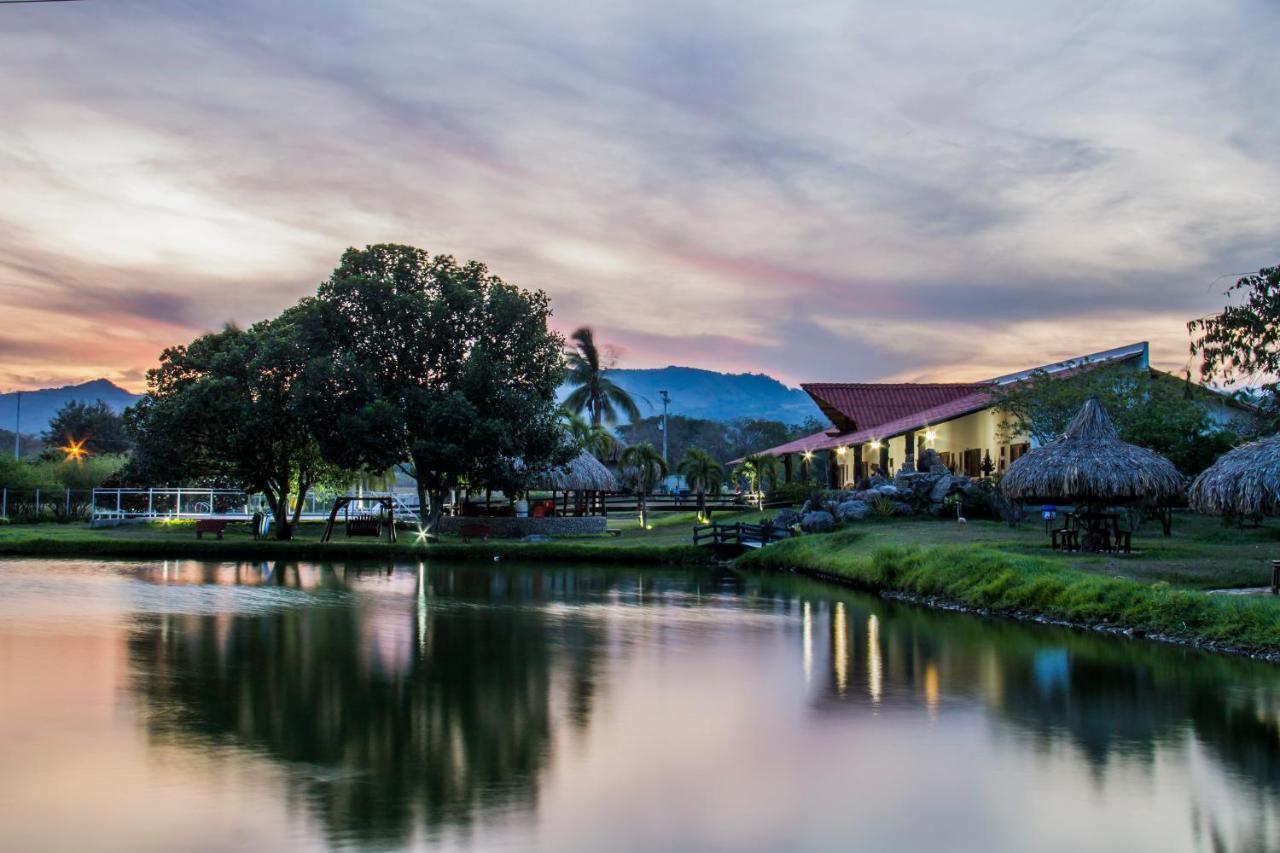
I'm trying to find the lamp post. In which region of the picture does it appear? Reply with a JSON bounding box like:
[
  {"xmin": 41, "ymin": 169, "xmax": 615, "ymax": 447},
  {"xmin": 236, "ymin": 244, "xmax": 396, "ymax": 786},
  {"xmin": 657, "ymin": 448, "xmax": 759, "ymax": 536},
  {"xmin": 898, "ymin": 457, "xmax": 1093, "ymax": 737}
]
[{"xmin": 658, "ymin": 390, "xmax": 670, "ymax": 465}]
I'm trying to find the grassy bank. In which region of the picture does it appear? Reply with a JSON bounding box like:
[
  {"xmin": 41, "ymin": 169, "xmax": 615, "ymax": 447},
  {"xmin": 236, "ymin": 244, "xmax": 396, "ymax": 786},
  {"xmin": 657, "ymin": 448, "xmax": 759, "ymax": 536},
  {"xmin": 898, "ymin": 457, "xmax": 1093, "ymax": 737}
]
[
  {"xmin": 738, "ymin": 523, "xmax": 1280, "ymax": 657},
  {"xmin": 0, "ymin": 517, "xmax": 718, "ymax": 565}
]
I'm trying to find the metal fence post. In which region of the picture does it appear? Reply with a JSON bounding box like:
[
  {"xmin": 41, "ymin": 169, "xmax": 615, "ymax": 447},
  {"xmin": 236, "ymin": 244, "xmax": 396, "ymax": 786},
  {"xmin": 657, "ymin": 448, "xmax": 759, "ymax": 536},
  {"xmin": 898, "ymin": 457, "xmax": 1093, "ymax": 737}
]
[
  {"xmin": 148, "ymin": 488, "xmax": 154, "ymax": 517},
  {"xmin": 116, "ymin": 489, "xmax": 122, "ymax": 517},
  {"xmin": 64, "ymin": 488, "xmax": 70, "ymax": 517},
  {"xmin": 176, "ymin": 487, "xmax": 182, "ymax": 517},
  {"xmin": 1, "ymin": 487, "xmax": 6, "ymax": 518},
  {"xmin": 35, "ymin": 488, "xmax": 41, "ymax": 518}
]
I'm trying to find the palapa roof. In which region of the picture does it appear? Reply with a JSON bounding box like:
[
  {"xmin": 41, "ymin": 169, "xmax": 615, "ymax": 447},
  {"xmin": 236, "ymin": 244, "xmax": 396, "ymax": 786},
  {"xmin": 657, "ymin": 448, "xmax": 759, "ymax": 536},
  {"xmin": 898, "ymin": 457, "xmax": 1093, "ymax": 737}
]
[
  {"xmin": 530, "ymin": 451, "xmax": 618, "ymax": 492},
  {"xmin": 1188, "ymin": 435, "xmax": 1280, "ymax": 516},
  {"xmin": 998, "ymin": 397, "xmax": 1184, "ymax": 504}
]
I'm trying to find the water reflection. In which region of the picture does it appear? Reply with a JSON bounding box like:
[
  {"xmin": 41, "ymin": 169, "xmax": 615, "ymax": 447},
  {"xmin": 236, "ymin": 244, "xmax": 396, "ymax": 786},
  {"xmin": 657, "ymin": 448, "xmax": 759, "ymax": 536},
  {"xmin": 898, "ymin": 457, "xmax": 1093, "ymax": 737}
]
[{"xmin": 1, "ymin": 558, "xmax": 1278, "ymax": 851}]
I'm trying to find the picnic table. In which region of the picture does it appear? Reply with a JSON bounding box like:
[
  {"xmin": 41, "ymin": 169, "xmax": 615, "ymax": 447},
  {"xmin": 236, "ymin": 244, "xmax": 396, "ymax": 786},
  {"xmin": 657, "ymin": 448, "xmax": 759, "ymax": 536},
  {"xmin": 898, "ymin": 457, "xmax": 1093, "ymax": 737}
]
[{"xmin": 1050, "ymin": 511, "xmax": 1131, "ymax": 554}]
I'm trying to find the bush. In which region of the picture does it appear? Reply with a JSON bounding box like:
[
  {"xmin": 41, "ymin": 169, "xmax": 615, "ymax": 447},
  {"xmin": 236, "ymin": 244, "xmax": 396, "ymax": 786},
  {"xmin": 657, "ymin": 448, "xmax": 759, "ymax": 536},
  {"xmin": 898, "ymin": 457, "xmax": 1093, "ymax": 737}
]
[{"xmin": 770, "ymin": 480, "xmax": 824, "ymax": 507}]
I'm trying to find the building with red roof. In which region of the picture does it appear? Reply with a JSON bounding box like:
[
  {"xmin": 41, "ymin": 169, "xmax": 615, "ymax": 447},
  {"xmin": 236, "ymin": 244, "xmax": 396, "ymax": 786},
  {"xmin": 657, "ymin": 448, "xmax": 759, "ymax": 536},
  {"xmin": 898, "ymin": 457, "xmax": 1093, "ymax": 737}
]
[{"xmin": 745, "ymin": 341, "xmax": 1245, "ymax": 486}]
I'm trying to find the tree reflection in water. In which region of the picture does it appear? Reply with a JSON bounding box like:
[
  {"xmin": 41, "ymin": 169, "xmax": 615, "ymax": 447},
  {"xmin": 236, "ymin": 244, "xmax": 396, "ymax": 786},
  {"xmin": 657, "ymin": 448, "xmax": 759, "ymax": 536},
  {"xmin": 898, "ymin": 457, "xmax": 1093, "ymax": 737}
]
[
  {"xmin": 127, "ymin": 561, "xmax": 628, "ymax": 847},
  {"xmin": 770, "ymin": 574, "xmax": 1280, "ymax": 847}
]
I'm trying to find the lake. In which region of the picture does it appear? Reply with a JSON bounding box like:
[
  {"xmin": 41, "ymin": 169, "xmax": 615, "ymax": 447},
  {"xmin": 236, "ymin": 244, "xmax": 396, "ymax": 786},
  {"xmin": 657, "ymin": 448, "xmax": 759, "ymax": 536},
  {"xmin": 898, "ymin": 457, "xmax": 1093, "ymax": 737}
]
[{"xmin": 0, "ymin": 557, "xmax": 1277, "ymax": 852}]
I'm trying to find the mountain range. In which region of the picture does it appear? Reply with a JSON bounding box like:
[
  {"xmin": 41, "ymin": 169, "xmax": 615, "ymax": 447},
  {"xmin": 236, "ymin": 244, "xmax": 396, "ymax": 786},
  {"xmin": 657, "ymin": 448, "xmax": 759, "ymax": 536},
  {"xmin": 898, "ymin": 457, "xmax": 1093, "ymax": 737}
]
[
  {"xmin": 559, "ymin": 366, "xmax": 821, "ymax": 426},
  {"xmin": 1, "ymin": 367, "xmax": 821, "ymax": 435},
  {"xmin": 0, "ymin": 379, "xmax": 141, "ymax": 437}
]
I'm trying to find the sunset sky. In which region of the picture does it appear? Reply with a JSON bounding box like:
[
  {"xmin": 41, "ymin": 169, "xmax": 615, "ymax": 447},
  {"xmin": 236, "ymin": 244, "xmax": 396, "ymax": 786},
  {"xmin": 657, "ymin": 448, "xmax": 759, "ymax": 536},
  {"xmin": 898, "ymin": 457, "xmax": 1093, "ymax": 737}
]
[{"xmin": 1, "ymin": 0, "xmax": 1277, "ymax": 392}]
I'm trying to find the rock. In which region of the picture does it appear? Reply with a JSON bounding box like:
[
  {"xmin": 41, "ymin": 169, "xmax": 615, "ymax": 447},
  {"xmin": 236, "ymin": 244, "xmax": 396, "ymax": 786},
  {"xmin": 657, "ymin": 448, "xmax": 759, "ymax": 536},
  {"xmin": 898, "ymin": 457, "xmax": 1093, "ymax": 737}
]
[
  {"xmin": 799, "ymin": 499, "xmax": 813, "ymax": 515},
  {"xmin": 868, "ymin": 474, "xmax": 889, "ymax": 487},
  {"xmin": 521, "ymin": 534, "xmax": 551, "ymax": 543},
  {"xmin": 836, "ymin": 500, "xmax": 870, "ymax": 521},
  {"xmin": 928, "ymin": 475, "xmax": 954, "ymax": 503},
  {"xmin": 800, "ymin": 510, "xmax": 835, "ymax": 533},
  {"xmin": 854, "ymin": 489, "xmax": 881, "ymax": 503},
  {"xmin": 928, "ymin": 502, "xmax": 947, "ymax": 516},
  {"xmin": 917, "ymin": 448, "xmax": 944, "ymax": 471},
  {"xmin": 822, "ymin": 500, "xmax": 840, "ymax": 517},
  {"xmin": 875, "ymin": 484, "xmax": 899, "ymax": 496},
  {"xmin": 773, "ymin": 509, "xmax": 801, "ymax": 528},
  {"xmin": 892, "ymin": 501, "xmax": 914, "ymax": 516}
]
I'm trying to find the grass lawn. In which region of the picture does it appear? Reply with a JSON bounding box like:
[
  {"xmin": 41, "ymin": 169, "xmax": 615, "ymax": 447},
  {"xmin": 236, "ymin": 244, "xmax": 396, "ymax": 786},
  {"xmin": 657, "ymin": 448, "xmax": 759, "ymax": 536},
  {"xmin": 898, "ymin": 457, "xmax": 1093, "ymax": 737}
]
[
  {"xmin": 0, "ymin": 508, "xmax": 768, "ymax": 563},
  {"xmin": 824, "ymin": 512, "xmax": 1280, "ymax": 591},
  {"xmin": 738, "ymin": 513, "xmax": 1280, "ymax": 655}
]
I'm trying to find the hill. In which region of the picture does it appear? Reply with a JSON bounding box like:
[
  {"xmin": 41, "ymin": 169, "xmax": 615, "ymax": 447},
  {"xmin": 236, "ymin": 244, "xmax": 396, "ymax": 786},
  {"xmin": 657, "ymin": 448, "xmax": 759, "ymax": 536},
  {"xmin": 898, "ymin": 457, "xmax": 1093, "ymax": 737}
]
[
  {"xmin": 0, "ymin": 380, "xmax": 141, "ymax": 436},
  {"xmin": 560, "ymin": 366, "xmax": 821, "ymax": 425}
]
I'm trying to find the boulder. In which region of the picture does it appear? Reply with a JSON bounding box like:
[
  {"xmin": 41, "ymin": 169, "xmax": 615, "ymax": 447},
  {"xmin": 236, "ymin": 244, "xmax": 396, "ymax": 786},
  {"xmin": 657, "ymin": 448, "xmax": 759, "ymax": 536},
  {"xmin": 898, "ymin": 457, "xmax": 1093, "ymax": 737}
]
[
  {"xmin": 928, "ymin": 475, "xmax": 955, "ymax": 503},
  {"xmin": 521, "ymin": 534, "xmax": 552, "ymax": 543},
  {"xmin": 875, "ymin": 484, "xmax": 899, "ymax": 496},
  {"xmin": 854, "ymin": 489, "xmax": 882, "ymax": 503},
  {"xmin": 800, "ymin": 510, "xmax": 835, "ymax": 533},
  {"xmin": 927, "ymin": 502, "xmax": 947, "ymax": 516},
  {"xmin": 836, "ymin": 500, "xmax": 870, "ymax": 521},
  {"xmin": 917, "ymin": 448, "xmax": 945, "ymax": 472},
  {"xmin": 891, "ymin": 501, "xmax": 914, "ymax": 516},
  {"xmin": 799, "ymin": 499, "xmax": 814, "ymax": 515},
  {"xmin": 868, "ymin": 474, "xmax": 889, "ymax": 487},
  {"xmin": 773, "ymin": 509, "xmax": 801, "ymax": 528}
]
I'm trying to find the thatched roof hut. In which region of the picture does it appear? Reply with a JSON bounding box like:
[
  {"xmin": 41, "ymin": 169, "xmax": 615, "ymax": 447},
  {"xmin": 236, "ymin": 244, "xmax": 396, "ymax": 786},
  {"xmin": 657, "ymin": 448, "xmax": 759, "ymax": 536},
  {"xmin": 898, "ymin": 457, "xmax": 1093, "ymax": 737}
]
[
  {"xmin": 999, "ymin": 397, "xmax": 1184, "ymax": 505},
  {"xmin": 530, "ymin": 451, "xmax": 618, "ymax": 492},
  {"xmin": 1188, "ymin": 435, "xmax": 1280, "ymax": 516}
]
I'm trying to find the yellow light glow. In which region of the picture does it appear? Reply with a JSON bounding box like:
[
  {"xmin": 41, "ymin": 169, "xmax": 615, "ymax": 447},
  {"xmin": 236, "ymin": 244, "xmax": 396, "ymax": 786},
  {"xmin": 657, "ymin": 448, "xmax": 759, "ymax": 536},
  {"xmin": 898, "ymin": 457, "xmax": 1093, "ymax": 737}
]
[
  {"xmin": 802, "ymin": 450, "xmax": 814, "ymax": 461},
  {"xmin": 925, "ymin": 430, "xmax": 937, "ymax": 442},
  {"xmin": 870, "ymin": 440, "xmax": 881, "ymax": 450},
  {"xmin": 61, "ymin": 437, "xmax": 88, "ymax": 461},
  {"xmin": 835, "ymin": 446, "xmax": 846, "ymax": 456}
]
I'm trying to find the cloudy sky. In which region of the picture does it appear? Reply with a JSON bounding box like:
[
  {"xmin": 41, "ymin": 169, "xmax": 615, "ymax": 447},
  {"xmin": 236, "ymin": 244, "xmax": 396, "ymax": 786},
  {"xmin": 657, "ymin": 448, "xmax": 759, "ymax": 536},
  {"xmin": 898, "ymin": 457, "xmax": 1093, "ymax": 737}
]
[{"xmin": 1, "ymin": 0, "xmax": 1277, "ymax": 391}]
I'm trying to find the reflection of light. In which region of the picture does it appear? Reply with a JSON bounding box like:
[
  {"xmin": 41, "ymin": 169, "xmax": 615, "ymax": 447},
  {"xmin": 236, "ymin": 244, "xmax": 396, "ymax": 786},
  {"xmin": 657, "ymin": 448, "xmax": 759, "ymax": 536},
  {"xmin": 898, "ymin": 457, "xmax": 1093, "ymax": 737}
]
[
  {"xmin": 803, "ymin": 601, "xmax": 813, "ymax": 685},
  {"xmin": 868, "ymin": 614, "xmax": 882, "ymax": 704},
  {"xmin": 417, "ymin": 562, "xmax": 428, "ymax": 652},
  {"xmin": 924, "ymin": 662, "xmax": 939, "ymax": 712},
  {"xmin": 833, "ymin": 602, "xmax": 848, "ymax": 696}
]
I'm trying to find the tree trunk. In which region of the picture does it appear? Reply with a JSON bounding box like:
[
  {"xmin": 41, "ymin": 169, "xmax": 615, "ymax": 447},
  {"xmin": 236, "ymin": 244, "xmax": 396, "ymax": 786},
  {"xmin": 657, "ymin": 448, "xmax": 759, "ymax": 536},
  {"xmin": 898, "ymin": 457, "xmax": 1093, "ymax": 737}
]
[
  {"xmin": 427, "ymin": 487, "xmax": 447, "ymax": 535},
  {"xmin": 265, "ymin": 486, "xmax": 292, "ymax": 541},
  {"xmin": 291, "ymin": 481, "xmax": 309, "ymax": 531},
  {"xmin": 416, "ymin": 478, "xmax": 429, "ymax": 530},
  {"xmin": 697, "ymin": 489, "xmax": 706, "ymax": 520},
  {"xmin": 639, "ymin": 493, "xmax": 648, "ymax": 528}
]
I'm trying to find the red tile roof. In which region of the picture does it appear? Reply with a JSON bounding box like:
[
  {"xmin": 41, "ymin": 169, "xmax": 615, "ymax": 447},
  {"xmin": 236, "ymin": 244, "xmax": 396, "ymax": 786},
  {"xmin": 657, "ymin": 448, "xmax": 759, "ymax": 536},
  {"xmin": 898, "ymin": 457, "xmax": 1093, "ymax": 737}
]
[{"xmin": 801, "ymin": 382, "xmax": 990, "ymax": 433}]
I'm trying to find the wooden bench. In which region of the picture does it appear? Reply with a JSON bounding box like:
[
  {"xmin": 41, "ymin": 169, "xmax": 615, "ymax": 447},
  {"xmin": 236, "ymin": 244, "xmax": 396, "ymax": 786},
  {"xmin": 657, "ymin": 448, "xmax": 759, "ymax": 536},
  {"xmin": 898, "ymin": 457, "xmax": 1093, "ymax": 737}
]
[
  {"xmin": 195, "ymin": 519, "xmax": 228, "ymax": 540},
  {"xmin": 346, "ymin": 515, "xmax": 382, "ymax": 537},
  {"xmin": 460, "ymin": 521, "xmax": 491, "ymax": 543}
]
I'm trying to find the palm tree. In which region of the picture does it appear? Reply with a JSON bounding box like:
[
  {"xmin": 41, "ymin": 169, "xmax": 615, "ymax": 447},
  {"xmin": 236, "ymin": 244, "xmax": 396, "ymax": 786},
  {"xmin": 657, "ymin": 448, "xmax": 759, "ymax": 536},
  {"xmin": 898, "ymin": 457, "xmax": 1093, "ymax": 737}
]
[
  {"xmin": 562, "ymin": 409, "xmax": 616, "ymax": 461},
  {"xmin": 620, "ymin": 441, "xmax": 667, "ymax": 528},
  {"xmin": 677, "ymin": 447, "xmax": 724, "ymax": 521},
  {"xmin": 563, "ymin": 327, "xmax": 642, "ymax": 427},
  {"xmin": 735, "ymin": 453, "xmax": 779, "ymax": 507}
]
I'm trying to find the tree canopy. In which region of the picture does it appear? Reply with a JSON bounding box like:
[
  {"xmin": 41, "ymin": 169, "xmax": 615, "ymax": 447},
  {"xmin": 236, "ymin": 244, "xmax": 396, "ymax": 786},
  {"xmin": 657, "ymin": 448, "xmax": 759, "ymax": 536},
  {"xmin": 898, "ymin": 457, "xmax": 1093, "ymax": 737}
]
[
  {"xmin": 991, "ymin": 362, "xmax": 1242, "ymax": 475},
  {"xmin": 305, "ymin": 244, "xmax": 570, "ymax": 529},
  {"xmin": 125, "ymin": 310, "xmax": 346, "ymax": 539},
  {"xmin": 41, "ymin": 399, "xmax": 131, "ymax": 459}
]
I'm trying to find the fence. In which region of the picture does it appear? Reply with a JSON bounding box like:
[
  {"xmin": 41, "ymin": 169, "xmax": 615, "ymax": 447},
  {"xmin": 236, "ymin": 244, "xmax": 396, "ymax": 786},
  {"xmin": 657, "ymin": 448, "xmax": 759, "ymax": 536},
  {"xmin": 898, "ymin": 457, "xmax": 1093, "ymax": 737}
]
[{"xmin": 0, "ymin": 487, "xmax": 97, "ymax": 523}]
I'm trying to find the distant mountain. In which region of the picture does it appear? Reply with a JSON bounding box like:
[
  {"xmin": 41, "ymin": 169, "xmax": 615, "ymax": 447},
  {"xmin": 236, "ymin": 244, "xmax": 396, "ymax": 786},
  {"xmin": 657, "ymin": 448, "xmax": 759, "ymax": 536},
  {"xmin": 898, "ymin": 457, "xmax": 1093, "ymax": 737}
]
[
  {"xmin": 560, "ymin": 366, "xmax": 822, "ymax": 426},
  {"xmin": 0, "ymin": 379, "xmax": 141, "ymax": 436}
]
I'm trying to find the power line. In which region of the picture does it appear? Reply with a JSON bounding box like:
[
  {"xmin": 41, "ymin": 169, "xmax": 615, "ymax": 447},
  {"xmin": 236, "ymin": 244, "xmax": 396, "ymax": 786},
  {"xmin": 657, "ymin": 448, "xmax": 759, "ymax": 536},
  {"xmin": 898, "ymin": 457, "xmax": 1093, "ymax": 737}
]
[{"xmin": 0, "ymin": 1, "xmax": 87, "ymax": 4}]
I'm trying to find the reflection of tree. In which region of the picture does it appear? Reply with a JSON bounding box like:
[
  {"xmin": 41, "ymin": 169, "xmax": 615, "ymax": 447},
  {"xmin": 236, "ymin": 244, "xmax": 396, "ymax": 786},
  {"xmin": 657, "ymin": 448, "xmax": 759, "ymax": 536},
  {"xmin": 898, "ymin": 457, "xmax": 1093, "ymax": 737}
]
[
  {"xmin": 127, "ymin": 563, "xmax": 623, "ymax": 847},
  {"xmin": 760, "ymin": 573, "xmax": 1280, "ymax": 801}
]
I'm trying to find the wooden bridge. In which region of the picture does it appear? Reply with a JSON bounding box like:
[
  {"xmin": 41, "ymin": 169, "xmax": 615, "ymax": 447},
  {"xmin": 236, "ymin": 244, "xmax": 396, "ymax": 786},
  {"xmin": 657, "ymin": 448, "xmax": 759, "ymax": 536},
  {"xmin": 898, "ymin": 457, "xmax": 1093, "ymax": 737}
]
[{"xmin": 693, "ymin": 521, "xmax": 793, "ymax": 556}]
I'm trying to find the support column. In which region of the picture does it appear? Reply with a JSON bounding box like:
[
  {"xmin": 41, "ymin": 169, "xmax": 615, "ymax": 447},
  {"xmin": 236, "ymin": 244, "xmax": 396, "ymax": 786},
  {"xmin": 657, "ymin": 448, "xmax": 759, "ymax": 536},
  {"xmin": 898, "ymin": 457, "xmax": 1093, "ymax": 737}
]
[
  {"xmin": 853, "ymin": 445, "xmax": 863, "ymax": 482},
  {"xmin": 828, "ymin": 452, "xmax": 838, "ymax": 489},
  {"xmin": 879, "ymin": 443, "xmax": 890, "ymax": 476},
  {"xmin": 902, "ymin": 430, "xmax": 916, "ymax": 473},
  {"xmin": 783, "ymin": 455, "xmax": 793, "ymax": 484}
]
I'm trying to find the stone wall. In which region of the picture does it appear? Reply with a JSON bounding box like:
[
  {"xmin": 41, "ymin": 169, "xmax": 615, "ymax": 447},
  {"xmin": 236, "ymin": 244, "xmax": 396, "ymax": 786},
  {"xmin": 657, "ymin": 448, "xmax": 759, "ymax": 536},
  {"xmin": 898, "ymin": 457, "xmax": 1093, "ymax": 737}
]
[{"xmin": 438, "ymin": 515, "xmax": 607, "ymax": 538}]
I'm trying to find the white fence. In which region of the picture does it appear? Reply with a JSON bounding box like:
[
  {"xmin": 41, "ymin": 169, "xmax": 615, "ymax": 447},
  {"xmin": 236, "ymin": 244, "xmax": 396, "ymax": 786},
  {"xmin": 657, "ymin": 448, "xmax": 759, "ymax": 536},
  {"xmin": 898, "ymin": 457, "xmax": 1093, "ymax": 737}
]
[{"xmin": 89, "ymin": 488, "xmax": 423, "ymax": 523}]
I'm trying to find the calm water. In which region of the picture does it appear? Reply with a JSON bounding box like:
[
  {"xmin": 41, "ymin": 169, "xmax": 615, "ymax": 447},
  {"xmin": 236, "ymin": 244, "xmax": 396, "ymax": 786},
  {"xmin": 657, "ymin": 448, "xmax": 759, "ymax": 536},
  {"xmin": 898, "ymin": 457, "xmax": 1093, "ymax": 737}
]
[{"xmin": 0, "ymin": 559, "xmax": 1278, "ymax": 852}]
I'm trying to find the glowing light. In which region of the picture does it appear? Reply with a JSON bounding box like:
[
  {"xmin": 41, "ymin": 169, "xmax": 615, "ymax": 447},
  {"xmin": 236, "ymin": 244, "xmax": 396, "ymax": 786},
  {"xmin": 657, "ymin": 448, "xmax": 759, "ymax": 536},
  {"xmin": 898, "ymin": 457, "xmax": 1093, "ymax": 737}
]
[
  {"xmin": 61, "ymin": 437, "xmax": 88, "ymax": 461},
  {"xmin": 802, "ymin": 600, "xmax": 813, "ymax": 685},
  {"xmin": 802, "ymin": 450, "xmax": 814, "ymax": 461},
  {"xmin": 415, "ymin": 526, "xmax": 428, "ymax": 543},
  {"xmin": 925, "ymin": 430, "xmax": 937, "ymax": 442},
  {"xmin": 870, "ymin": 440, "xmax": 881, "ymax": 450},
  {"xmin": 835, "ymin": 446, "xmax": 846, "ymax": 456}
]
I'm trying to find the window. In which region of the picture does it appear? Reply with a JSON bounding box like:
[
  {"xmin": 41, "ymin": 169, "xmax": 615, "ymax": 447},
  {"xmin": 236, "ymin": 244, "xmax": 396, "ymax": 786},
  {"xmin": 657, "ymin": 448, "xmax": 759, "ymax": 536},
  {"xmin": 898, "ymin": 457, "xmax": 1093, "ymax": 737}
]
[
  {"xmin": 962, "ymin": 448, "xmax": 982, "ymax": 477},
  {"xmin": 1009, "ymin": 442, "xmax": 1030, "ymax": 463}
]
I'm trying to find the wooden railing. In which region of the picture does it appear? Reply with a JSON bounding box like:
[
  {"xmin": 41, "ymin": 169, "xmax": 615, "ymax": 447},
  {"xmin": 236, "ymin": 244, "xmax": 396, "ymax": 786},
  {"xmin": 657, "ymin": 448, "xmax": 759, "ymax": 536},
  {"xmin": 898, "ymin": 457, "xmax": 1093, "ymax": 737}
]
[{"xmin": 693, "ymin": 521, "xmax": 793, "ymax": 550}]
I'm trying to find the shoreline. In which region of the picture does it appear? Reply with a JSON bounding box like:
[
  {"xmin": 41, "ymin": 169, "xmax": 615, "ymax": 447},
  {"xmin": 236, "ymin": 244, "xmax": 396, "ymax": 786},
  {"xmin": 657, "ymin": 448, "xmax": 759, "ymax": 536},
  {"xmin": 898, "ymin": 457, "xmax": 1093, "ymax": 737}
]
[
  {"xmin": 736, "ymin": 534, "xmax": 1280, "ymax": 662},
  {"xmin": 0, "ymin": 534, "xmax": 711, "ymax": 566}
]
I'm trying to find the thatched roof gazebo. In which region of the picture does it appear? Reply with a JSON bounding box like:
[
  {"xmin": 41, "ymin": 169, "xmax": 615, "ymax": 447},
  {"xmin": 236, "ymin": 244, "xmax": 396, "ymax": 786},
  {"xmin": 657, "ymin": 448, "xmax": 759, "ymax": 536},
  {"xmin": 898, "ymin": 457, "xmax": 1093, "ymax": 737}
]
[
  {"xmin": 530, "ymin": 451, "xmax": 618, "ymax": 517},
  {"xmin": 1188, "ymin": 435, "xmax": 1280, "ymax": 518},
  {"xmin": 999, "ymin": 397, "xmax": 1184, "ymax": 549},
  {"xmin": 531, "ymin": 451, "xmax": 618, "ymax": 492}
]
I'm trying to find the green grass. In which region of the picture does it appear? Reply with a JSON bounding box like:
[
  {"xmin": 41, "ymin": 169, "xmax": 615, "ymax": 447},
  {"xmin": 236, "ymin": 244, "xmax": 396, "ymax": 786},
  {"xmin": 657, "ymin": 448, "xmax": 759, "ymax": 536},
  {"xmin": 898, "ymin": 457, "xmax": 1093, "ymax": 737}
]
[
  {"xmin": 738, "ymin": 516, "xmax": 1280, "ymax": 655},
  {"xmin": 0, "ymin": 516, "xmax": 720, "ymax": 565}
]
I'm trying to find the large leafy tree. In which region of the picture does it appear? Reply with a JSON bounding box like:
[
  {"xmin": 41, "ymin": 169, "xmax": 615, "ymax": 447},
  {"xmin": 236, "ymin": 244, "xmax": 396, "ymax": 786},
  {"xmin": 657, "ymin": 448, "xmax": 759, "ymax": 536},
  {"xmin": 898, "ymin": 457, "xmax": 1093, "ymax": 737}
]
[
  {"xmin": 676, "ymin": 447, "xmax": 723, "ymax": 519},
  {"xmin": 620, "ymin": 442, "xmax": 666, "ymax": 527},
  {"xmin": 41, "ymin": 399, "xmax": 132, "ymax": 459},
  {"xmin": 562, "ymin": 327, "xmax": 641, "ymax": 427},
  {"xmin": 1190, "ymin": 264, "xmax": 1280, "ymax": 431},
  {"xmin": 991, "ymin": 362, "xmax": 1240, "ymax": 475},
  {"xmin": 305, "ymin": 244, "xmax": 570, "ymax": 532},
  {"xmin": 125, "ymin": 309, "xmax": 345, "ymax": 539}
]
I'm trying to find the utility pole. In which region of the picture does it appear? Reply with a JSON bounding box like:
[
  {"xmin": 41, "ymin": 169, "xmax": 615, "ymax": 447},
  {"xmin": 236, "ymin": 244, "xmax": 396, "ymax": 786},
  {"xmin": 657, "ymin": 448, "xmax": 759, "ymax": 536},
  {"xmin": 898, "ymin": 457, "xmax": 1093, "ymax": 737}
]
[
  {"xmin": 658, "ymin": 390, "xmax": 670, "ymax": 465},
  {"xmin": 12, "ymin": 391, "xmax": 19, "ymax": 460}
]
